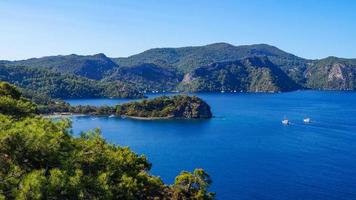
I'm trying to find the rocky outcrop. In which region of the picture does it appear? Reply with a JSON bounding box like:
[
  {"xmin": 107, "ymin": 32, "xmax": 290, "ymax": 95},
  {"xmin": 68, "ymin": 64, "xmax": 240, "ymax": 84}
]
[
  {"xmin": 172, "ymin": 96, "xmax": 212, "ymax": 118},
  {"xmin": 305, "ymin": 58, "xmax": 356, "ymax": 90}
]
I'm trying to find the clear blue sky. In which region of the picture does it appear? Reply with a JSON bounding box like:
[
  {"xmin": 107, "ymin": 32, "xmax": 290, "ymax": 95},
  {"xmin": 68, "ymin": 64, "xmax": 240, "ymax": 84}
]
[{"xmin": 1, "ymin": 0, "xmax": 356, "ymax": 60}]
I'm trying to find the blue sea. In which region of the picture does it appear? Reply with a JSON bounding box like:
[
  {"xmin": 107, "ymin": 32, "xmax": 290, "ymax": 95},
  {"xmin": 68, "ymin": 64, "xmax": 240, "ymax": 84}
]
[{"xmin": 66, "ymin": 91, "xmax": 356, "ymax": 200}]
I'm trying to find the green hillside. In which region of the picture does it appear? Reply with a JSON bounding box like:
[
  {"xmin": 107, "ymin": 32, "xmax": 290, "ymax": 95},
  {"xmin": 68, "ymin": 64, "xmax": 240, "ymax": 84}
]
[
  {"xmin": 114, "ymin": 43, "xmax": 304, "ymax": 73},
  {"xmin": 305, "ymin": 57, "xmax": 356, "ymax": 90},
  {"xmin": 2, "ymin": 43, "xmax": 356, "ymax": 95},
  {"xmin": 9, "ymin": 53, "xmax": 118, "ymax": 80},
  {"xmin": 0, "ymin": 82, "xmax": 215, "ymax": 199},
  {"xmin": 178, "ymin": 57, "xmax": 300, "ymax": 92},
  {"xmin": 104, "ymin": 63, "xmax": 183, "ymax": 91},
  {"xmin": 0, "ymin": 65, "xmax": 143, "ymax": 99}
]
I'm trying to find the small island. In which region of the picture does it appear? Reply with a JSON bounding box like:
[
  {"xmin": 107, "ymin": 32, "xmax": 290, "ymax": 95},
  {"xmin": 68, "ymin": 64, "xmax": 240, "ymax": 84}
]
[
  {"xmin": 116, "ymin": 95, "xmax": 212, "ymax": 119},
  {"xmin": 42, "ymin": 94, "xmax": 213, "ymax": 120}
]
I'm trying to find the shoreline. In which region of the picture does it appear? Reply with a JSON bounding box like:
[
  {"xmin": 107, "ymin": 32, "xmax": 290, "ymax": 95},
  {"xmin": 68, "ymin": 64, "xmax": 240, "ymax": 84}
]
[
  {"xmin": 43, "ymin": 113, "xmax": 87, "ymax": 118},
  {"xmin": 43, "ymin": 113, "xmax": 210, "ymax": 120},
  {"xmin": 123, "ymin": 115, "xmax": 174, "ymax": 120}
]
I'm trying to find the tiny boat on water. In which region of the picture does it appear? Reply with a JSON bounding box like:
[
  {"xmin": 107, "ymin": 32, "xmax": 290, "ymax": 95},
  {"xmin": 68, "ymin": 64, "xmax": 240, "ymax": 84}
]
[
  {"xmin": 109, "ymin": 114, "xmax": 115, "ymax": 118},
  {"xmin": 282, "ymin": 119, "xmax": 289, "ymax": 125},
  {"xmin": 303, "ymin": 118, "xmax": 311, "ymax": 123}
]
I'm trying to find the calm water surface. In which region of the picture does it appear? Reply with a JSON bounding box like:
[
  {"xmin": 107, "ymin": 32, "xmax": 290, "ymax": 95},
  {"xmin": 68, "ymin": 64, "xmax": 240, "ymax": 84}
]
[{"xmin": 66, "ymin": 91, "xmax": 356, "ymax": 200}]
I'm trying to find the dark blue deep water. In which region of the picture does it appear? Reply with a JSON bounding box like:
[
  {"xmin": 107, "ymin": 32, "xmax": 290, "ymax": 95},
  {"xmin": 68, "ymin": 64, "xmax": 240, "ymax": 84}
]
[{"xmin": 66, "ymin": 91, "xmax": 356, "ymax": 200}]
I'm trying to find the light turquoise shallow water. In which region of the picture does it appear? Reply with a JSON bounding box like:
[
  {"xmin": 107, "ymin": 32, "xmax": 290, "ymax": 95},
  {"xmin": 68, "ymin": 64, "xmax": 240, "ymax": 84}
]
[{"xmin": 67, "ymin": 91, "xmax": 356, "ymax": 200}]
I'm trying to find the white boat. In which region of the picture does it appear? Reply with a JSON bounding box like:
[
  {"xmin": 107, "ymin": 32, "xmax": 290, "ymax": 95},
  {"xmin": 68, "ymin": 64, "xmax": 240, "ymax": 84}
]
[
  {"xmin": 282, "ymin": 119, "xmax": 289, "ymax": 125},
  {"xmin": 303, "ymin": 118, "xmax": 311, "ymax": 123},
  {"xmin": 109, "ymin": 114, "xmax": 115, "ymax": 118}
]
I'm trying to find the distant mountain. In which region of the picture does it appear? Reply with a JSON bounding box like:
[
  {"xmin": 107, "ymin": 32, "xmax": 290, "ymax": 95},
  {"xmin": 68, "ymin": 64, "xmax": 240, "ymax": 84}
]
[
  {"xmin": 114, "ymin": 43, "xmax": 305, "ymax": 73},
  {"xmin": 1, "ymin": 43, "xmax": 356, "ymax": 98},
  {"xmin": 114, "ymin": 43, "xmax": 310, "ymax": 88},
  {"xmin": 178, "ymin": 57, "xmax": 300, "ymax": 92},
  {"xmin": 104, "ymin": 63, "xmax": 183, "ymax": 91},
  {"xmin": 305, "ymin": 57, "xmax": 356, "ymax": 90},
  {"xmin": 0, "ymin": 65, "xmax": 143, "ymax": 99},
  {"xmin": 8, "ymin": 53, "xmax": 118, "ymax": 80}
]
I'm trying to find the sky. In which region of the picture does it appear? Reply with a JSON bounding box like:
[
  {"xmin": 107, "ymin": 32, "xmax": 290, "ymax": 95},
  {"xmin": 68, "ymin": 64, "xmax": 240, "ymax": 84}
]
[{"xmin": 1, "ymin": 0, "xmax": 356, "ymax": 60}]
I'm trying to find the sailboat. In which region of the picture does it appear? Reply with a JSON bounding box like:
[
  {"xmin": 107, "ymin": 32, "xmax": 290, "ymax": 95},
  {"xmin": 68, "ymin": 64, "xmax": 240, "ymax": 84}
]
[
  {"xmin": 303, "ymin": 118, "xmax": 311, "ymax": 123},
  {"xmin": 282, "ymin": 119, "xmax": 289, "ymax": 125}
]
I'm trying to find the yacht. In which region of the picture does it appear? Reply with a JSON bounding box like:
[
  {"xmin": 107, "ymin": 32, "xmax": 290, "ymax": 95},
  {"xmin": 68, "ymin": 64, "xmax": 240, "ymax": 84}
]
[
  {"xmin": 282, "ymin": 119, "xmax": 289, "ymax": 125},
  {"xmin": 303, "ymin": 118, "xmax": 311, "ymax": 123}
]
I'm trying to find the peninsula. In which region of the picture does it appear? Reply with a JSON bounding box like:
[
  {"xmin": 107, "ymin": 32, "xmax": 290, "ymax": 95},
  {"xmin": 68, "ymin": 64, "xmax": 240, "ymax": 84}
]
[{"xmin": 116, "ymin": 95, "xmax": 212, "ymax": 119}]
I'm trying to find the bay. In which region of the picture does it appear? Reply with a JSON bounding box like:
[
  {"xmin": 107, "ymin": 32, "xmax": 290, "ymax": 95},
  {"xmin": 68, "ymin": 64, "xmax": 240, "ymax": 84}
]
[{"xmin": 66, "ymin": 91, "xmax": 356, "ymax": 200}]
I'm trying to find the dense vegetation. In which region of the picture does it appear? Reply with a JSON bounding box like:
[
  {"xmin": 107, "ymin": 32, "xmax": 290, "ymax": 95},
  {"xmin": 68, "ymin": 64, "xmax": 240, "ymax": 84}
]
[
  {"xmin": 104, "ymin": 63, "xmax": 183, "ymax": 92},
  {"xmin": 0, "ymin": 65, "xmax": 143, "ymax": 99},
  {"xmin": 305, "ymin": 57, "xmax": 356, "ymax": 90},
  {"xmin": 116, "ymin": 95, "xmax": 212, "ymax": 119},
  {"xmin": 114, "ymin": 43, "xmax": 302, "ymax": 73},
  {"xmin": 0, "ymin": 82, "xmax": 36, "ymax": 118},
  {"xmin": 0, "ymin": 82, "xmax": 215, "ymax": 199},
  {"xmin": 7, "ymin": 53, "xmax": 117, "ymax": 80},
  {"xmin": 178, "ymin": 57, "xmax": 300, "ymax": 92},
  {"xmin": 114, "ymin": 43, "xmax": 356, "ymax": 91},
  {"xmin": 2, "ymin": 43, "xmax": 356, "ymax": 97}
]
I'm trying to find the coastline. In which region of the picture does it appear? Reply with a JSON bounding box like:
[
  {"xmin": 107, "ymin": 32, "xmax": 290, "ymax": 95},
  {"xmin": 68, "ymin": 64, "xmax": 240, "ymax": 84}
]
[
  {"xmin": 42, "ymin": 113, "xmax": 175, "ymax": 120},
  {"xmin": 123, "ymin": 115, "xmax": 174, "ymax": 120},
  {"xmin": 43, "ymin": 113, "xmax": 210, "ymax": 120},
  {"xmin": 43, "ymin": 113, "xmax": 87, "ymax": 118}
]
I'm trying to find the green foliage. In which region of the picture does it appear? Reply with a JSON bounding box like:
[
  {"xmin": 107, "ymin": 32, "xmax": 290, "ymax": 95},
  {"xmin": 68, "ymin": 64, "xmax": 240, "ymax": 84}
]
[
  {"xmin": 116, "ymin": 95, "xmax": 212, "ymax": 119},
  {"xmin": 305, "ymin": 57, "xmax": 356, "ymax": 90},
  {"xmin": 3, "ymin": 43, "xmax": 356, "ymax": 94},
  {"xmin": 104, "ymin": 63, "xmax": 183, "ymax": 92},
  {"xmin": 114, "ymin": 43, "xmax": 356, "ymax": 91},
  {"xmin": 0, "ymin": 96, "xmax": 36, "ymax": 118},
  {"xmin": 8, "ymin": 53, "xmax": 117, "ymax": 80},
  {"xmin": 0, "ymin": 82, "xmax": 215, "ymax": 199},
  {"xmin": 0, "ymin": 115, "xmax": 164, "ymax": 199},
  {"xmin": 0, "ymin": 82, "xmax": 21, "ymax": 99},
  {"xmin": 172, "ymin": 169, "xmax": 215, "ymax": 200},
  {"xmin": 0, "ymin": 114, "xmax": 214, "ymax": 199},
  {"xmin": 115, "ymin": 43, "xmax": 300, "ymax": 73},
  {"xmin": 0, "ymin": 65, "xmax": 143, "ymax": 99},
  {"xmin": 0, "ymin": 82, "xmax": 36, "ymax": 117},
  {"xmin": 178, "ymin": 57, "xmax": 300, "ymax": 92}
]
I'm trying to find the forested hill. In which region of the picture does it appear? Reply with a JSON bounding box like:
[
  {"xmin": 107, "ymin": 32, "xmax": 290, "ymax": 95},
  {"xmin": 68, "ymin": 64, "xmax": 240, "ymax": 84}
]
[
  {"xmin": 178, "ymin": 56, "xmax": 300, "ymax": 92},
  {"xmin": 0, "ymin": 65, "xmax": 143, "ymax": 99},
  {"xmin": 7, "ymin": 53, "xmax": 117, "ymax": 80},
  {"xmin": 116, "ymin": 95, "xmax": 212, "ymax": 119},
  {"xmin": 0, "ymin": 81, "xmax": 215, "ymax": 199},
  {"xmin": 1, "ymin": 43, "xmax": 356, "ymax": 99},
  {"xmin": 114, "ymin": 43, "xmax": 304, "ymax": 73},
  {"xmin": 113, "ymin": 43, "xmax": 356, "ymax": 91}
]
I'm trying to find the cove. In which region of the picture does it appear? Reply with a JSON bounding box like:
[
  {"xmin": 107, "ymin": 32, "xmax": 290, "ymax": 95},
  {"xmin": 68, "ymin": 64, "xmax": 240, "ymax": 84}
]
[{"xmin": 66, "ymin": 91, "xmax": 356, "ymax": 200}]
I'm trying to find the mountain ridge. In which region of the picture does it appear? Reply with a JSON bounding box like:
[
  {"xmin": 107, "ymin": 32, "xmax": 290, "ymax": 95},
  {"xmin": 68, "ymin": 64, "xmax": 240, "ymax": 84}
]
[
  {"xmin": 7, "ymin": 53, "xmax": 118, "ymax": 80},
  {"xmin": 1, "ymin": 42, "xmax": 356, "ymax": 99}
]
